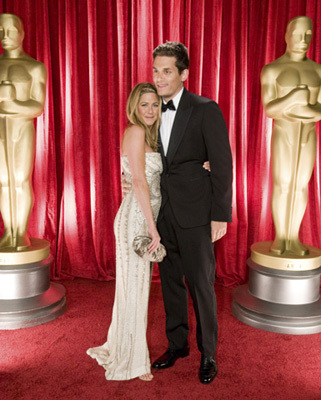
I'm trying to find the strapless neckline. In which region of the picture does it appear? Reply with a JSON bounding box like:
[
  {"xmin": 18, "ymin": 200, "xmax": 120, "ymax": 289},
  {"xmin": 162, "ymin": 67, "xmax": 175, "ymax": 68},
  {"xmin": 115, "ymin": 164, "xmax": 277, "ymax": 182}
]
[{"xmin": 121, "ymin": 152, "xmax": 160, "ymax": 158}]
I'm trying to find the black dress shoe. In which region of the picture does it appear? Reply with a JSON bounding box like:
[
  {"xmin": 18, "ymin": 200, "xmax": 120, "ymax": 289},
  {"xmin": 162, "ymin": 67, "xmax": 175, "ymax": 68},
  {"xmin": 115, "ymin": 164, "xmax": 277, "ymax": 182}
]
[
  {"xmin": 152, "ymin": 345, "xmax": 190, "ymax": 369},
  {"xmin": 199, "ymin": 355, "xmax": 218, "ymax": 384}
]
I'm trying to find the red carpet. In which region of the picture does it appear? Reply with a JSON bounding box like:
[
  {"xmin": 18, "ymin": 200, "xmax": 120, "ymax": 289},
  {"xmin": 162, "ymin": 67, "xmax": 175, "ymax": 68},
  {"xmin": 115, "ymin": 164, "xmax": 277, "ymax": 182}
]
[{"xmin": 1, "ymin": 279, "xmax": 321, "ymax": 400}]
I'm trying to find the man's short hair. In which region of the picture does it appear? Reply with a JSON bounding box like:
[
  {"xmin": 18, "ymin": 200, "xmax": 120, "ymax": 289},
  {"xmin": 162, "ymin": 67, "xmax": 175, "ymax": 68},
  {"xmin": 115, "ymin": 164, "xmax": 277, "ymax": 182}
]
[{"xmin": 153, "ymin": 41, "xmax": 189, "ymax": 74}]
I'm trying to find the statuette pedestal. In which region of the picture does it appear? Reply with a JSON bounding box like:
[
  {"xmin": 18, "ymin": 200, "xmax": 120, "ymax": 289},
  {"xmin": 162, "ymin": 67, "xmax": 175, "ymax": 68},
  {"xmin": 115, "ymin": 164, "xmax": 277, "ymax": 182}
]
[
  {"xmin": 0, "ymin": 239, "xmax": 66, "ymax": 329},
  {"xmin": 233, "ymin": 242, "xmax": 321, "ymax": 334}
]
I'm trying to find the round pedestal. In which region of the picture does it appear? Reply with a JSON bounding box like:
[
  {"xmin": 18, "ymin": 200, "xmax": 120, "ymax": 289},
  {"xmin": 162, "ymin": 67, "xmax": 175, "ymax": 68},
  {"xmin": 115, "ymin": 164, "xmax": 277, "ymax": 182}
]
[
  {"xmin": 251, "ymin": 241, "xmax": 321, "ymax": 271},
  {"xmin": 0, "ymin": 244, "xmax": 66, "ymax": 330},
  {"xmin": 0, "ymin": 282, "xmax": 66, "ymax": 329},
  {"xmin": 0, "ymin": 238, "xmax": 50, "ymax": 265},
  {"xmin": 0, "ymin": 257, "xmax": 51, "ymax": 299},
  {"xmin": 248, "ymin": 260, "xmax": 321, "ymax": 305},
  {"xmin": 232, "ymin": 257, "xmax": 321, "ymax": 335}
]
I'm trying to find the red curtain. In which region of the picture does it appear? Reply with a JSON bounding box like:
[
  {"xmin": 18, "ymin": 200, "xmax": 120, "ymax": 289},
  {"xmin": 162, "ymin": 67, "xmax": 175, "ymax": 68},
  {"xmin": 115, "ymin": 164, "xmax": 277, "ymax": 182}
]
[{"xmin": 0, "ymin": 0, "xmax": 320, "ymax": 285}]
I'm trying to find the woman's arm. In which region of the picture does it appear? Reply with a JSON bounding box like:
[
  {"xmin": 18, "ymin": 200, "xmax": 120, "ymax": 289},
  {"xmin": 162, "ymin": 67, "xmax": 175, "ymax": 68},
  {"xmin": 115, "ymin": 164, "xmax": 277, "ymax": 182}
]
[{"xmin": 122, "ymin": 125, "xmax": 161, "ymax": 253}]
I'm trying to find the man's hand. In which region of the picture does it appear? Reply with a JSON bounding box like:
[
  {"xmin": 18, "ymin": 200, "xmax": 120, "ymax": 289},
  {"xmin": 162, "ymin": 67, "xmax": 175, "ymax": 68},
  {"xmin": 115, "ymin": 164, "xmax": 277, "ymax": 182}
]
[
  {"xmin": 211, "ymin": 221, "xmax": 227, "ymax": 242},
  {"xmin": 121, "ymin": 173, "xmax": 132, "ymax": 198},
  {"xmin": 202, "ymin": 161, "xmax": 211, "ymax": 172}
]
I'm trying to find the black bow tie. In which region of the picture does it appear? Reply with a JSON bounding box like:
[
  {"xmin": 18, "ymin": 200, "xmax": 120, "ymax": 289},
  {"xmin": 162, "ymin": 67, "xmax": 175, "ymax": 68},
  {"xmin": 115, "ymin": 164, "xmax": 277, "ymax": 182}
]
[{"xmin": 162, "ymin": 100, "xmax": 176, "ymax": 112}]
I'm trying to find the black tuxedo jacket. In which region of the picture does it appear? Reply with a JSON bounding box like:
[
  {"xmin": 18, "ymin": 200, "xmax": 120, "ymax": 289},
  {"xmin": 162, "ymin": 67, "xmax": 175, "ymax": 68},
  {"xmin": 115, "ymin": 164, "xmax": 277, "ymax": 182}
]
[{"xmin": 158, "ymin": 88, "xmax": 232, "ymax": 228}]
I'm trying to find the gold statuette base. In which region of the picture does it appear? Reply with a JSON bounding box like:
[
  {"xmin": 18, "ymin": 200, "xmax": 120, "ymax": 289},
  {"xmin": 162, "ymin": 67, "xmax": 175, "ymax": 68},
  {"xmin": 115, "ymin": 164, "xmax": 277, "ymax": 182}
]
[
  {"xmin": 0, "ymin": 238, "xmax": 50, "ymax": 265},
  {"xmin": 251, "ymin": 241, "xmax": 321, "ymax": 271}
]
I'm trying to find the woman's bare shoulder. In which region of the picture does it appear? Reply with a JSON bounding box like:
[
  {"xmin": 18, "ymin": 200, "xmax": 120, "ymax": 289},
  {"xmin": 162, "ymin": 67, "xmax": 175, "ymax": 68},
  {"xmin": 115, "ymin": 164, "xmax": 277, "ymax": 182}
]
[
  {"xmin": 122, "ymin": 125, "xmax": 145, "ymax": 155},
  {"xmin": 124, "ymin": 124, "xmax": 145, "ymax": 136}
]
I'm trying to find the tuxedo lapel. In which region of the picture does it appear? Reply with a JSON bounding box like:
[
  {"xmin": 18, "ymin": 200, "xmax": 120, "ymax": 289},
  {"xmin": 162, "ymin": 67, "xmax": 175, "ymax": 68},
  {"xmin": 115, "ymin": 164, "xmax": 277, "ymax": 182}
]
[
  {"xmin": 158, "ymin": 130, "xmax": 167, "ymax": 170},
  {"xmin": 166, "ymin": 88, "xmax": 193, "ymax": 166}
]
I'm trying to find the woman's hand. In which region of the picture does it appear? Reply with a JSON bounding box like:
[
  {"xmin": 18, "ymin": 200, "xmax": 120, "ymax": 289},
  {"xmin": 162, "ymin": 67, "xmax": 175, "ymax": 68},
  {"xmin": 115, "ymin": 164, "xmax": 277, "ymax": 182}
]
[{"xmin": 147, "ymin": 227, "xmax": 161, "ymax": 253}]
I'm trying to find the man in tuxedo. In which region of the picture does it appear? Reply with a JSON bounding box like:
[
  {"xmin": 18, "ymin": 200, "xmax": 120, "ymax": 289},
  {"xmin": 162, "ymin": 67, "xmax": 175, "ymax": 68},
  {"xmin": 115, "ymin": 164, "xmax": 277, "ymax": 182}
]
[{"xmin": 151, "ymin": 42, "xmax": 232, "ymax": 384}]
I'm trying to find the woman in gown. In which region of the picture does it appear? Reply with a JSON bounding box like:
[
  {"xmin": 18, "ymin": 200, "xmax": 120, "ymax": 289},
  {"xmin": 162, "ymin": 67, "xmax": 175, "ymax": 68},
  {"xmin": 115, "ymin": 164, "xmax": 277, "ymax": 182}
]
[{"xmin": 87, "ymin": 83, "xmax": 163, "ymax": 381}]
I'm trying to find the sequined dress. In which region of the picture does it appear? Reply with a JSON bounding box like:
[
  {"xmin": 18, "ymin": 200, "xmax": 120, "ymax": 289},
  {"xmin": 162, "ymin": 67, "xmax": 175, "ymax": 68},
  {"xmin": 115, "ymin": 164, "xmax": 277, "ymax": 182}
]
[{"xmin": 87, "ymin": 152, "xmax": 162, "ymax": 380}]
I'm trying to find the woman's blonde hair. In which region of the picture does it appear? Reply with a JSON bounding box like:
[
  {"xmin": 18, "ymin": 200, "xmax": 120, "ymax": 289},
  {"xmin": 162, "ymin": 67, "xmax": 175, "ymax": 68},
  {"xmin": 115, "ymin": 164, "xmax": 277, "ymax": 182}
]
[{"xmin": 126, "ymin": 82, "xmax": 161, "ymax": 151}]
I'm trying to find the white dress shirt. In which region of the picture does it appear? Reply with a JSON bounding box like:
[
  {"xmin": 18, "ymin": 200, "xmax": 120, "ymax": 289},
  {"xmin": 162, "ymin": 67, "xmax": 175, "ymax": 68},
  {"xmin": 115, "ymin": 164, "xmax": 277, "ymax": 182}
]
[{"xmin": 160, "ymin": 87, "xmax": 184, "ymax": 156}]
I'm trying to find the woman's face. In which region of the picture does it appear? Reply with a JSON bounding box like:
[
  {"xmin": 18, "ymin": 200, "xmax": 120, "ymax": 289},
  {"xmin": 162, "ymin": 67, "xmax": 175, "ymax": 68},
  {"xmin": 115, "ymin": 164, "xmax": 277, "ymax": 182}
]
[{"xmin": 137, "ymin": 92, "xmax": 159, "ymax": 126}]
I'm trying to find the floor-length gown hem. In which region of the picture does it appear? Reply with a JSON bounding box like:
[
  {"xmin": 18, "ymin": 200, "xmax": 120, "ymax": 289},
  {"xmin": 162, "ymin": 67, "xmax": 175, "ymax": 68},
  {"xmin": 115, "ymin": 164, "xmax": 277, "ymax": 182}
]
[{"xmin": 86, "ymin": 347, "xmax": 151, "ymax": 381}]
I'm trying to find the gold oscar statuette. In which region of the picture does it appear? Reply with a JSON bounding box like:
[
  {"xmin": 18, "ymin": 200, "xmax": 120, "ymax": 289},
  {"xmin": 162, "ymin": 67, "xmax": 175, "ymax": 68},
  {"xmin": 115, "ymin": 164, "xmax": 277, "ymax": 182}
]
[
  {"xmin": 253, "ymin": 16, "xmax": 321, "ymax": 270},
  {"xmin": 0, "ymin": 13, "xmax": 49, "ymax": 263}
]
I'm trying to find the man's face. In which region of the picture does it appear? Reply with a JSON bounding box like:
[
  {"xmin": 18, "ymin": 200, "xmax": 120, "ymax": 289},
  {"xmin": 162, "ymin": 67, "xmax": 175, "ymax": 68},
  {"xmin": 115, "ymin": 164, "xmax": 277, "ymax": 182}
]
[
  {"xmin": 153, "ymin": 56, "xmax": 188, "ymax": 102},
  {"xmin": 285, "ymin": 18, "xmax": 312, "ymax": 54},
  {"xmin": 0, "ymin": 15, "xmax": 24, "ymax": 51}
]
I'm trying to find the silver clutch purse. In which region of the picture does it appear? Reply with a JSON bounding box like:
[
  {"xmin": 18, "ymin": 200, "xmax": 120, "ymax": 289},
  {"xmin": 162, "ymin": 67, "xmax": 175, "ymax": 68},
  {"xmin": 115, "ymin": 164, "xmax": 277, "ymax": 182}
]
[{"xmin": 132, "ymin": 236, "xmax": 167, "ymax": 262}]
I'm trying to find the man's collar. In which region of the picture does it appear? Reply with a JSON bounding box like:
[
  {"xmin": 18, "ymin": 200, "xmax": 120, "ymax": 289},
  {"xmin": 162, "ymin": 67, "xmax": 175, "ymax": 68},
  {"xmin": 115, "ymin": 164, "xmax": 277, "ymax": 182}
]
[{"xmin": 163, "ymin": 87, "xmax": 184, "ymax": 109}]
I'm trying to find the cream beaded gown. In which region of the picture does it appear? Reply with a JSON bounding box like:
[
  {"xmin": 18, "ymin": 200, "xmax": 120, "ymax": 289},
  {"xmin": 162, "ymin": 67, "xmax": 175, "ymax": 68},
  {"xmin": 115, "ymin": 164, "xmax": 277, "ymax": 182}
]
[{"xmin": 87, "ymin": 152, "xmax": 162, "ymax": 380}]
